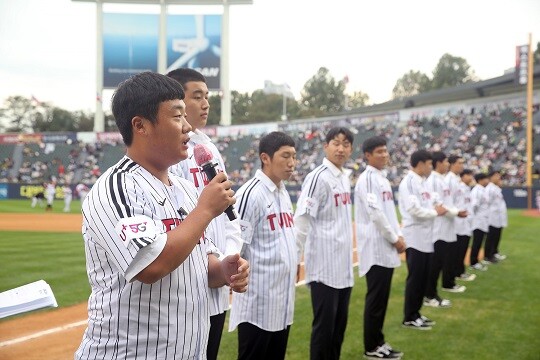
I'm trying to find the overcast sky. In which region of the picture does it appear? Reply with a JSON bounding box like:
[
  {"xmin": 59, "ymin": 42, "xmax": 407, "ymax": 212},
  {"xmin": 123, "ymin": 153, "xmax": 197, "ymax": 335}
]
[{"xmin": 0, "ymin": 0, "xmax": 539, "ymax": 112}]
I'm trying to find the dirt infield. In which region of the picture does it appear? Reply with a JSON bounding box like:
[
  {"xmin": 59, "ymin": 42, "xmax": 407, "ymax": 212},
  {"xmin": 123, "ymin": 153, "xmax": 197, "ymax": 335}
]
[
  {"xmin": 0, "ymin": 212, "xmax": 86, "ymax": 359},
  {"xmin": 0, "ymin": 213, "xmax": 83, "ymax": 232}
]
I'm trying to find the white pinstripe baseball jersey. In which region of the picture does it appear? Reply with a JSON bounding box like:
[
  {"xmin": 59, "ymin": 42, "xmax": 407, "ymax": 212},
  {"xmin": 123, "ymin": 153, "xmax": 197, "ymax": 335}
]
[
  {"xmin": 295, "ymin": 158, "xmax": 354, "ymax": 288},
  {"xmin": 454, "ymin": 180, "xmax": 473, "ymax": 236},
  {"xmin": 485, "ymin": 182, "xmax": 508, "ymax": 228},
  {"xmin": 75, "ymin": 156, "xmax": 211, "ymax": 360},
  {"xmin": 426, "ymin": 171, "xmax": 458, "ymax": 242},
  {"xmin": 470, "ymin": 184, "xmax": 490, "ymax": 232},
  {"xmin": 229, "ymin": 169, "xmax": 297, "ymax": 332},
  {"xmin": 169, "ymin": 129, "xmax": 242, "ymax": 317},
  {"xmin": 355, "ymin": 165, "xmax": 402, "ymax": 277},
  {"xmin": 398, "ymin": 170, "xmax": 438, "ymax": 253}
]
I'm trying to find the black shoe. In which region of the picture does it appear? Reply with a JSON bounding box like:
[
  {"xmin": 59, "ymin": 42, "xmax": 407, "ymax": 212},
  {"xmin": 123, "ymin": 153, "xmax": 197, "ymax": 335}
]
[
  {"xmin": 402, "ymin": 318, "xmax": 432, "ymax": 330},
  {"xmin": 382, "ymin": 343, "xmax": 403, "ymax": 358}
]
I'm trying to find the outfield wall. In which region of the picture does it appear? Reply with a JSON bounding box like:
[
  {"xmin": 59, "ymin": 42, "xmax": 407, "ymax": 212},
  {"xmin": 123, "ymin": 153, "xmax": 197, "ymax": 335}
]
[{"xmin": 0, "ymin": 183, "xmax": 538, "ymax": 209}]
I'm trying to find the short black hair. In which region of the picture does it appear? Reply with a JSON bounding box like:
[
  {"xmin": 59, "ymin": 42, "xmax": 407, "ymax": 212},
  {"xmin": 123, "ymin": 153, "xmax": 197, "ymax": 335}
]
[
  {"xmin": 460, "ymin": 169, "xmax": 473, "ymax": 177},
  {"xmin": 410, "ymin": 150, "xmax": 432, "ymax": 167},
  {"xmin": 166, "ymin": 68, "xmax": 206, "ymax": 88},
  {"xmin": 431, "ymin": 151, "xmax": 447, "ymax": 168},
  {"xmin": 362, "ymin": 136, "xmax": 386, "ymax": 154},
  {"xmin": 325, "ymin": 127, "xmax": 354, "ymax": 144},
  {"xmin": 488, "ymin": 169, "xmax": 501, "ymax": 178},
  {"xmin": 448, "ymin": 154, "xmax": 463, "ymax": 164},
  {"xmin": 474, "ymin": 173, "xmax": 489, "ymax": 182},
  {"xmin": 111, "ymin": 71, "xmax": 185, "ymax": 146},
  {"xmin": 259, "ymin": 131, "xmax": 296, "ymax": 158}
]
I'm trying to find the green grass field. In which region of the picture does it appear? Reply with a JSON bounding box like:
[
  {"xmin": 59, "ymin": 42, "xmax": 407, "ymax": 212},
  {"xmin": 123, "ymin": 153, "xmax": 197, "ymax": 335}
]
[{"xmin": 1, "ymin": 200, "xmax": 539, "ymax": 359}]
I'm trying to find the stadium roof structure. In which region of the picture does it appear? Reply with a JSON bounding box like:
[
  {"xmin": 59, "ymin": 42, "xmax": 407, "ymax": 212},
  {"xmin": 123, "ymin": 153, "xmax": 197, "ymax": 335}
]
[{"xmin": 352, "ymin": 64, "xmax": 540, "ymax": 115}]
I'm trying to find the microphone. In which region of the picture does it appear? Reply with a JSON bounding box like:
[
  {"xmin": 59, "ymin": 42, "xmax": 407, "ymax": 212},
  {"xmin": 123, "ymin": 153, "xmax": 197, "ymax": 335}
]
[{"xmin": 193, "ymin": 143, "xmax": 237, "ymax": 221}]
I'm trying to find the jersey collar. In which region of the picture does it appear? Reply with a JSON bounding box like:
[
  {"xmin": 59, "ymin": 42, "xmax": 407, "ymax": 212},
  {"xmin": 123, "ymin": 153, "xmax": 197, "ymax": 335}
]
[
  {"xmin": 323, "ymin": 157, "xmax": 347, "ymax": 177},
  {"xmin": 255, "ymin": 169, "xmax": 282, "ymax": 192},
  {"xmin": 188, "ymin": 129, "xmax": 211, "ymax": 144}
]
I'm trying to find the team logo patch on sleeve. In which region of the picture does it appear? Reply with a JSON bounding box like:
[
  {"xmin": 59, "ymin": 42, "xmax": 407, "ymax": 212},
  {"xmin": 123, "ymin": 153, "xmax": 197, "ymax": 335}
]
[
  {"xmin": 115, "ymin": 215, "xmax": 160, "ymax": 249},
  {"xmin": 303, "ymin": 196, "xmax": 319, "ymax": 216},
  {"xmin": 238, "ymin": 219, "xmax": 254, "ymax": 244}
]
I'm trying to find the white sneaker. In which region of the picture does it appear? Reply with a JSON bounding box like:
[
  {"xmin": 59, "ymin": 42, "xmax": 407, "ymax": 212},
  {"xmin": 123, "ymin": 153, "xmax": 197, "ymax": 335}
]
[
  {"xmin": 423, "ymin": 297, "xmax": 452, "ymax": 308},
  {"xmin": 470, "ymin": 263, "xmax": 488, "ymax": 271},
  {"xmin": 494, "ymin": 253, "xmax": 507, "ymax": 261},
  {"xmin": 456, "ymin": 273, "xmax": 477, "ymax": 281},
  {"xmin": 442, "ymin": 285, "xmax": 466, "ymax": 293}
]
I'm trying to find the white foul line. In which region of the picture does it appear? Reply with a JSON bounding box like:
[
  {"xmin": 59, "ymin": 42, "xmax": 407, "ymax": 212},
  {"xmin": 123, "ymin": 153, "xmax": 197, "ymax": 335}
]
[
  {"xmin": 2, "ymin": 248, "xmax": 359, "ymax": 347},
  {"xmin": 0, "ymin": 319, "xmax": 87, "ymax": 347}
]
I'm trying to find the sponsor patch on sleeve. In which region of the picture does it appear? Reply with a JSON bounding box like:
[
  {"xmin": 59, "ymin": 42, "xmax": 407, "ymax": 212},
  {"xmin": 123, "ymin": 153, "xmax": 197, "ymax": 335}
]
[{"xmin": 115, "ymin": 215, "xmax": 160, "ymax": 250}]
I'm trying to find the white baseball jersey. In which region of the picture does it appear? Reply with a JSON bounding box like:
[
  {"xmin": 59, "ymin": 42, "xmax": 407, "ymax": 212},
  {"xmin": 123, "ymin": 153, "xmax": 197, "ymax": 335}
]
[
  {"xmin": 75, "ymin": 156, "xmax": 211, "ymax": 360},
  {"xmin": 169, "ymin": 129, "xmax": 242, "ymax": 317},
  {"xmin": 454, "ymin": 181, "xmax": 473, "ymax": 236},
  {"xmin": 45, "ymin": 182, "xmax": 55, "ymax": 204},
  {"xmin": 76, "ymin": 183, "xmax": 90, "ymax": 201},
  {"xmin": 295, "ymin": 158, "xmax": 354, "ymax": 289},
  {"xmin": 470, "ymin": 184, "xmax": 490, "ymax": 232},
  {"xmin": 398, "ymin": 170, "xmax": 438, "ymax": 253},
  {"xmin": 229, "ymin": 169, "xmax": 297, "ymax": 332},
  {"xmin": 426, "ymin": 171, "xmax": 458, "ymax": 242},
  {"xmin": 355, "ymin": 165, "xmax": 402, "ymax": 277},
  {"xmin": 63, "ymin": 186, "xmax": 72, "ymax": 211},
  {"xmin": 485, "ymin": 182, "xmax": 508, "ymax": 228}
]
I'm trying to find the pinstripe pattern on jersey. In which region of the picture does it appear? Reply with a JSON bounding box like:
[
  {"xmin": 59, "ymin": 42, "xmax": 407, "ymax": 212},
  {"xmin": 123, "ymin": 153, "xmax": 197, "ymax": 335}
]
[
  {"xmin": 229, "ymin": 170, "xmax": 296, "ymax": 332},
  {"xmin": 296, "ymin": 159, "xmax": 353, "ymax": 289},
  {"xmin": 398, "ymin": 171, "xmax": 435, "ymax": 253},
  {"xmin": 428, "ymin": 172, "xmax": 456, "ymax": 242},
  {"xmin": 76, "ymin": 156, "xmax": 210, "ymax": 360},
  {"xmin": 455, "ymin": 181, "xmax": 473, "ymax": 236},
  {"xmin": 355, "ymin": 166, "xmax": 401, "ymax": 277},
  {"xmin": 306, "ymin": 165, "xmax": 327, "ymax": 198},
  {"xmin": 168, "ymin": 131, "xmax": 243, "ymax": 316},
  {"xmin": 470, "ymin": 184, "xmax": 490, "ymax": 232},
  {"xmin": 485, "ymin": 182, "xmax": 508, "ymax": 228},
  {"xmin": 237, "ymin": 178, "xmax": 260, "ymax": 220}
]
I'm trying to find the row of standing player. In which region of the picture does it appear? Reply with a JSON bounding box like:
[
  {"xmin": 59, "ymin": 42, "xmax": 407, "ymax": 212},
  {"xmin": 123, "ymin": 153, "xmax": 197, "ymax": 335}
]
[
  {"xmin": 398, "ymin": 151, "xmax": 508, "ymax": 350},
  {"xmin": 73, "ymin": 69, "xmax": 508, "ymax": 360},
  {"xmin": 169, "ymin": 65, "xmax": 509, "ymax": 360},
  {"xmin": 30, "ymin": 182, "xmax": 90, "ymax": 212}
]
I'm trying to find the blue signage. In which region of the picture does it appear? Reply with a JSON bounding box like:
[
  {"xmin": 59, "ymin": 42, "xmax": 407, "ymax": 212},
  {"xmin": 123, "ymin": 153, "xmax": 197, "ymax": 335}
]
[{"xmin": 103, "ymin": 13, "xmax": 221, "ymax": 89}]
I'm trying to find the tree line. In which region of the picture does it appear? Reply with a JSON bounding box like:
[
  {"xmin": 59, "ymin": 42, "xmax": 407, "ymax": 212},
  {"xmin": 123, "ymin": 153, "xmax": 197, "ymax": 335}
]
[{"xmin": 2, "ymin": 47, "xmax": 539, "ymax": 133}]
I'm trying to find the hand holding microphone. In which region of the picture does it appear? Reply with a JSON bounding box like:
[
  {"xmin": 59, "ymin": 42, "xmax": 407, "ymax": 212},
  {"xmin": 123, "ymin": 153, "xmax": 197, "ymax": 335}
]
[{"xmin": 194, "ymin": 144, "xmax": 237, "ymax": 221}]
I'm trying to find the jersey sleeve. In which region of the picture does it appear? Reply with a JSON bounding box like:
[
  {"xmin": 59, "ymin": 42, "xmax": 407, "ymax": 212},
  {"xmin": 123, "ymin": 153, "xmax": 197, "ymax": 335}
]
[
  {"xmin": 84, "ymin": 172, "xmax": 167, "ymax": 282},
  {"xmin": 400, "ymin": 178, "xmax": 438, "ymax": 219},
  {"xmin": 295, "ymin": 172, "xmax": 326, "ymax": 218},
  {"xmin": 355, "ymin": 174, "xmax": 398, "ymax": 243},
  {"xmin": 235, "ymin": 185, "xmax": 261, "ymax": 247}
]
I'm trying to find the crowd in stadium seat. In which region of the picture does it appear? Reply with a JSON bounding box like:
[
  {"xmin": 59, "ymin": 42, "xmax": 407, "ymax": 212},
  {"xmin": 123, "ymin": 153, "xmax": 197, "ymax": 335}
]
[{"xmin": 1, "ymin": 100, "xmax": 538, "ymax": 187}]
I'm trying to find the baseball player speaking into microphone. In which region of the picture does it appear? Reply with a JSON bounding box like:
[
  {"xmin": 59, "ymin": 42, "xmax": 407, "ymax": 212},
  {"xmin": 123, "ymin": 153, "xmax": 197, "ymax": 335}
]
[
  {"xmin": 167, "ymin": 68, "xmax": 243, "ymax": 360},
  {"xmin": 75, "ymin": 72, "xmax": 249, "ymax": 360}
]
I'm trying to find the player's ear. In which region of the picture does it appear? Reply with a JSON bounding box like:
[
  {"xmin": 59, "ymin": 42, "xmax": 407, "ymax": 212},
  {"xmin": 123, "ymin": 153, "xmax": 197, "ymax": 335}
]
[
  {"xmin": 260, "ymin": 153, "xmax": 271, "ymax": 168},
  {"xmin": 132, "ymin": 116, "xmax": 147, "ymax": 136}
]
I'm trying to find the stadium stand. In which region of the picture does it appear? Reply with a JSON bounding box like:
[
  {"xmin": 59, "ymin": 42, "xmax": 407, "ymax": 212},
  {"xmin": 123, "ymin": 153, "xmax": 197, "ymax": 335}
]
[{"xmin": 1, "ymin": 86, "xmax": 539, "ymax": 189}]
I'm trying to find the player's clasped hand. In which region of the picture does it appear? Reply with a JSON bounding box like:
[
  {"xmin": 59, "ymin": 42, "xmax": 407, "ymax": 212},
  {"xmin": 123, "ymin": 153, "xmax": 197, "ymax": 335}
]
[{"xmin": 221, "ymin": 253, "xmax": 249, "ymax": 293}]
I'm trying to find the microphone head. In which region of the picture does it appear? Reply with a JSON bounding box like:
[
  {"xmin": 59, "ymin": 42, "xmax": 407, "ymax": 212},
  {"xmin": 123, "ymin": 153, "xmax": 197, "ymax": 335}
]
[{"xmin": 193, "ymin": 143, "xmax": 214, "ymax": 166}]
